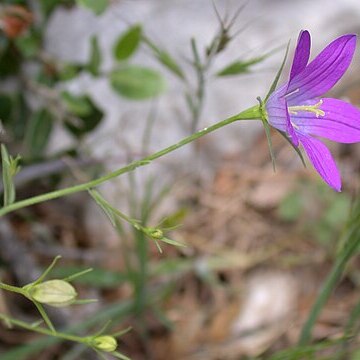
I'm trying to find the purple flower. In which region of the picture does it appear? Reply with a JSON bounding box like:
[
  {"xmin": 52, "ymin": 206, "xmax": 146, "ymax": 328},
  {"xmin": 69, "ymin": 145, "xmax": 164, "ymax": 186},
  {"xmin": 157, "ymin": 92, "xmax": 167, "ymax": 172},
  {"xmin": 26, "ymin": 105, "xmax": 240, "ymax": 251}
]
[{"xmin": 266, "ymin": 30, "xmax": 360, "ymax": 191}]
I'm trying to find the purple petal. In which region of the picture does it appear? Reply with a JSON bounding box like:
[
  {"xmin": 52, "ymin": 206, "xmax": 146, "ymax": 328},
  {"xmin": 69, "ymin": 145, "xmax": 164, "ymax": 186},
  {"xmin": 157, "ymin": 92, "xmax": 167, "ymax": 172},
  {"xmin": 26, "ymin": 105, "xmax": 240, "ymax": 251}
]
[
  {"xmin": 297, "ymin": 132, "xmax": 341, "ymax": 191},
  {"xmin": 292, "ymin": 98, "xmax": 360, "ymax": 143},
  {"xmin": 289, "ymin": 30, "xmax": 311, "ymax": 83},
  {"xmin": 266, "ymin": 85, "xmax": 288, "ymax": 131},
  {"xmin": 266, "ymin": 86, "xmax": 299, "ymax": 145},
  {"xmin": 285, "ymin": 100, "xmax": 299, "ymax": 146},
  {"xmin": 286, "ymin": 34, "xmax": 356, "ymax": 104}
]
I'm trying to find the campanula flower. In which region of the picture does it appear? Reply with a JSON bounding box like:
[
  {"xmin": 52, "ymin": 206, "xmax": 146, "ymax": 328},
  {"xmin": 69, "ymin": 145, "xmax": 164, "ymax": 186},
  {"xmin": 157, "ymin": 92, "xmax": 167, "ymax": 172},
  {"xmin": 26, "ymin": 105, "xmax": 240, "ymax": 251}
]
[{"xmin": 265, "ymin": 30, "xmax": 360, "ymax": 191}]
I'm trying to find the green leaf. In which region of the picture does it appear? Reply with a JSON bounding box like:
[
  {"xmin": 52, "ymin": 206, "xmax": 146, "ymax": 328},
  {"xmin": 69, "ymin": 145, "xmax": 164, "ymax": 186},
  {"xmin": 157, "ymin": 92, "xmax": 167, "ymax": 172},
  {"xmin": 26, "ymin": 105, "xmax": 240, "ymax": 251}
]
[
  {"xmin": 51, "ymin": 266, "xmax": 130, "ymax": 288},
  {"xmin": 113, "ymin": 25, "xmax": 142, "ymax": 61},
  {"xmin": 154, "ymin": 49, "xmax": 185, "ymax": 80},
  {"xmin": 87, "ymin": 36, "xmax": 101, "ymax": 76},
  {"xmin": 110, "ymin": 65, "xmax": 166, "ymax": 100},
  {"xmin": 61, "ymin": 92, "xmax": 103, "ymax": 137},
  {"xmin": 58, "ymin": 63, "xmax": 83, "ymax": 81},
  {"xmin": 158, "ymin": 237, "xmax": 186, "ymax": 248},
  {"xmin": 217, "ymin": 46, "xmax": 282, "ymax": 77},
  {"xmin": 143, "ymin": 37, "xmax": 185, "ymax": 80},
  {"xmin": 77, "ymin": 0, "xmax": 109, "ymax": 15},
  {"xmin": 262, "ymin": 118, "xmax": 276, "ymax": 171},
  {"xmin": 15, "ymin": 32, "xmax": 41, "ymax": 58},
  {"xmin": 25, "ymin": 109, "xmax": 53, "ymax": 158},
  {"xmin": 277, "ymin": 130, "xmax": 307, "ymax": 168},
  {"xmin": 39, "ymin": 0, "xmax": 62, "ymax": 18},
  {"xmin": 89, "ymin": 189, "xmax": 117, "ymax": 226},
  {"xmin": 265, "ymin": 41, "xmax": 290, "ymax": 102},
  {"xmin": 61, "ymin": 91, "xmax": 92, "ymax": 116},
  {"xmin": 112, "ymin": 351, "xmax": 131, "ymax": 360},
  {"xmin": 1, "ymin": 145, "xmax": 21, "ymax": 206},
  {"xmin": 217, "ymin": 59, "xmax": 256, "ymax": 76},
  {"xmin": 299, "ymin": 197, "xmax": 360, "ymax": 345}
]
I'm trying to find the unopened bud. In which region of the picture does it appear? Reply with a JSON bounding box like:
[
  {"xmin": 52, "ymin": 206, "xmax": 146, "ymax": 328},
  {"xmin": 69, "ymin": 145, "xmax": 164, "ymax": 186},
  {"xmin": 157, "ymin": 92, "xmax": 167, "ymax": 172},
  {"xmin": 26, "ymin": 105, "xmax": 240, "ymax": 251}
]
[
  {"xmin": 91, "ymin": 335, "xmax": 117, "ymax": 352},
  {"xmin": 148, "ymin": 228, "xmax": 163, "ymax": 239},
  {"xmin": 29, "ymin": 280, "xmax": 77, "ymax": 307}
]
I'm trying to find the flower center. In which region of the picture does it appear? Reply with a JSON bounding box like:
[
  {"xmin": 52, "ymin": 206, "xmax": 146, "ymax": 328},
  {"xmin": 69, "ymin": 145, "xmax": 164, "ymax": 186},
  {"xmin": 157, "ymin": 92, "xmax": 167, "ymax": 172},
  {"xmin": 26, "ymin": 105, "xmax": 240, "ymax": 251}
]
[{"xmin": 288, "ymin": 99, "xmax": 325, "ymax": 118}]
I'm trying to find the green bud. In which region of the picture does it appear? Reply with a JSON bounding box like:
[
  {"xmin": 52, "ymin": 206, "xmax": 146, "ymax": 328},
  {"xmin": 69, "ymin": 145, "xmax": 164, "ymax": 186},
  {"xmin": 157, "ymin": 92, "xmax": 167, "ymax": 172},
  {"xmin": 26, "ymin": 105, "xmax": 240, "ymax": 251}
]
[
  {"xmin": 147, "ymin": 228, "xmax": 163, "ymax": 239},
  {"xmin": 28, "ymin": 280, "xmax": 77, "ymax": 307},
  {"xmin": 91, "ymin": 335, "xmax": 118, "ymax": 352}
]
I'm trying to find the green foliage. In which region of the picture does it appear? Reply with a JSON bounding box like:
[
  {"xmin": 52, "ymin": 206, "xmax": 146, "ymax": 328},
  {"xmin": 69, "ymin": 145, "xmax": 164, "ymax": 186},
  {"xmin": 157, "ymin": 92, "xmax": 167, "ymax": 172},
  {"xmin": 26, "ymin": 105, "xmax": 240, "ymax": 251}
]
[
  {"xmin": 15, "ymin": 31, "xmax": 41, "ymax": 58},
  {"xmin": 1, "ymin": 144, "xmax": 21, "ymax": 206},
  {"xmin": 267, "ymin": 339, "xmax": 342, "ymax": 360},
  {"xmin": 299, "ymin": 197, "xmax": 360, "ymax": 345},
  {"xmin": 77, "ymin": 0, "xmax": 109, "ymax": 15},
  {"xmin": 217, "ymin": 51, "xmax": 275, "ymax": 76},
  {"xmin": 39, "ymin": 0, "xmax": 74, "ymax": 18},
  {"xmin": 113, "ymin": 25, "xmax": 142, "ymax": 61},
  {"xmin": 61, "ymin": 91, "xmax": 104, "ymax": 137},
  {"xmin": 0, "ymin": 92, "xmax": 30, "ymax": 141},
  {"xmin": 51, "ymin": 266, "xmax": 130, "ymax": 288},
  {"xmin": 58, "ymin": 63, "xmax": 83, "ymax": 81},
  {"xmin": 25, "ymin": 109, "xmax": 53, "ymax": 158},
  {"xmin": 265, "ymin": 42, "xmax": 290, "ymax": 102},
  {"xmin": 110, "ymin": 65, "xmax": 166, "ymax": 100},
  {"xmin": 143, "ymin": 37, "xmax": 185, "ymax": 80},
  {"xmin": 87, "ymin": 36, "xmax": 102, "ymax": 76},
  {"xmin": 278, "ymin": 183, "xmax": 351, "ymax": 247}
]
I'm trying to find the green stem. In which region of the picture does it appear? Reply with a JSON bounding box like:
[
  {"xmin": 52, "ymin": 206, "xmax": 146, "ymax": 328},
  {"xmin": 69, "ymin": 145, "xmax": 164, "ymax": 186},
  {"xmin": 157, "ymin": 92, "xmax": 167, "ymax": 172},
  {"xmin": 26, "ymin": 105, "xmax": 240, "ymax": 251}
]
[
  {"xmin": 0, "ymin": 313, "xmax": 85, "ymax": 343},
  {"xmin": 0, "ymin": 106, "xmax": 260, "ymax": 217},
  {"xmin": 0, "ymin": 282, "xmax": 24, "ymax": 295},
  {"xmin": 299, "ymin": 223, "xmax": 360, "ymax": 345}
]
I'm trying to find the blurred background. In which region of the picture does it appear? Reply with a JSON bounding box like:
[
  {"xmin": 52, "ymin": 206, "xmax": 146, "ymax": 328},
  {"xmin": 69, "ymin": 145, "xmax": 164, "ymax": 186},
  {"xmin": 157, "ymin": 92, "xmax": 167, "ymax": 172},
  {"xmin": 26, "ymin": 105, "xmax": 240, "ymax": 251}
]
[{"xmin": 0, "ymin": 0, "xmax": 360, "ymax": 359}]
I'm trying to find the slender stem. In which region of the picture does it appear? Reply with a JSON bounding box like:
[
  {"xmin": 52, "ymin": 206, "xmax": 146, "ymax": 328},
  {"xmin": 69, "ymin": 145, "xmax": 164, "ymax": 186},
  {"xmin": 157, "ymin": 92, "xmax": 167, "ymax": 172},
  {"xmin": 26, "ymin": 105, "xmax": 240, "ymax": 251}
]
[
  {"xmin": 0, "ymin": 282, "xmax": 24, "ymax": 295},
  {"xmin": 299, "ymin": 223, "xmax": 360, "ymax": 345},
  {"xmin": 0, "ymin": 313, "xmax": 85, "ymax": 343},
  {"xmin": 33, "ymin": 301, "xmax": 55, "ymax": 333},
  {"xmin": 0, "ymin": 106, "xmax": 260, "ymax": 217}
]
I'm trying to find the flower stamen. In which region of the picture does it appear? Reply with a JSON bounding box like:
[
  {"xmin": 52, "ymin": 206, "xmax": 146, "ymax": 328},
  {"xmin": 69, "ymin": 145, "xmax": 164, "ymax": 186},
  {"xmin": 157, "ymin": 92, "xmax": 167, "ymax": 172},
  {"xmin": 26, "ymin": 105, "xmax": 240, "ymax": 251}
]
[
  {"xmin": 285, "ymin": 88, "xmax": 300, "ymax": 98},
  {"xmin": 288, "ymin": 100, "xmax": 325, "ymax": 118}
]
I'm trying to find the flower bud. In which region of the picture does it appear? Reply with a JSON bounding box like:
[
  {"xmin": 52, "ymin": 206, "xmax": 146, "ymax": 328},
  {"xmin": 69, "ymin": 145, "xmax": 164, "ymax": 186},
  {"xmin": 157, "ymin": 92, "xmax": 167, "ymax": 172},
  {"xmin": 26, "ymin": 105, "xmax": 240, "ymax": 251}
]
[
  {"xmin": 147, "ymin": 228, "xmax": 163, "ymax": 239},
  {"xmin": 29, "ymin": 280, "xmax": 77, "ymax": 307},
  {"xmin": 91, "ymin": 335, "xmax": 117, "ymax": 352}
]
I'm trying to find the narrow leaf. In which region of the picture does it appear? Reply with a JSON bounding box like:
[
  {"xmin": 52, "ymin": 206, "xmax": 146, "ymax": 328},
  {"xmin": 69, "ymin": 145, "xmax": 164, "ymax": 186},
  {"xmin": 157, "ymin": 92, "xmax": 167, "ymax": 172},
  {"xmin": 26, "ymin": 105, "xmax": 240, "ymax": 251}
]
[
  {"xmin": 143, "ymin": 37, "xmax": 185, "ymax": 80},
  {"xmin": 262, "ymin": 119, "xmax": 276, "ymax": 171},
  {"xmin": 1, "ymin": 144, "xmax": 20, "ymax": 206},
  {"xmin": 89, "ymin": 189, "xmax": 117, "ymax": 226},
  {"xmin": 88, "ymin": 36, "xmax": 101, "ymax": 76},
  {"xmin": 217, "ymin": 46, "xmax": 282, "ymax": 77},
  {"xmin": 25, "ymin": 109, "xmax": 53, "ymax": 158},
  {"xmin": 278, "ymin": 129, "xmax": 306, "ymax": 168},
  {"xmin": 264, "ymin": 41, "xmax": 290, "ymax": 102},
  {"xmin": 159, "ymin": 237, "xmax": 186, "ymax": 248}
]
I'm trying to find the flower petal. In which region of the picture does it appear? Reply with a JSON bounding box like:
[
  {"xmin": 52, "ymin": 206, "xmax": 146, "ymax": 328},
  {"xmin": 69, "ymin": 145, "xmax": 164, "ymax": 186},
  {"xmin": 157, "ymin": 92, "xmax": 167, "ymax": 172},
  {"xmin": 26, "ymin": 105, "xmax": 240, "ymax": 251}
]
[
  {"xmin": 285, "ymin": 99, "xmax": 299, "ymax": 146},
  {"xmin": 286, "ymin": 34, "xmax": 356, "ymax": 104},
  {"xmin": 266, "ymin": 85, "xmax": 287, "ymax": 131},
  {"xmin": 266, "ymin": 86, "xmax": 299, "ymax": 146},
  {"xmin": 297, "ymin": 132, "xmax": 341, "ymax": 191},
  {"xmin": 289, "ymin": 30, "xmax": 311, "ymax": 83},
  {"xmin": 292, "ymin": 98, "xmax": 360, "ymax": 143}
]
